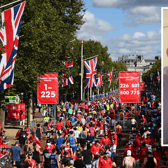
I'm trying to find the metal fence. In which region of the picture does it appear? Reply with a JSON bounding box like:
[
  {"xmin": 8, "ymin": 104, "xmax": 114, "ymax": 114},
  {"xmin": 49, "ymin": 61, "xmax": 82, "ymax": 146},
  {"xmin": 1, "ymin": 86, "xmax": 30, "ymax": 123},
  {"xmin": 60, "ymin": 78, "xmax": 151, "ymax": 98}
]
[
  {"xmin": 89, "ymin": 90, "xmax": 119, "ymax": 101},
  {"xmin": 114, "ymin": 117, "xmax": 139, "ymax": 132},
  {"xmin": 30, "ymin": 120, "xmax": 38, "ymax": 129}
]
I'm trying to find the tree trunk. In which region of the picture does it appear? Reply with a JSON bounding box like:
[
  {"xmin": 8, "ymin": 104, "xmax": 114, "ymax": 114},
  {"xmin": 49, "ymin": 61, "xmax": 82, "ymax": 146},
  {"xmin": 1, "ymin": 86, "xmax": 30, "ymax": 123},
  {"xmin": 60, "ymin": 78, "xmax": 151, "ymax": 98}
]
[
  {"xmin": 0, "ymin": 100, "xmax": 5, "ymax": 128},
  {"xmin": 27, "ymin": 93, "xmax": 33, "ymax": 126}
]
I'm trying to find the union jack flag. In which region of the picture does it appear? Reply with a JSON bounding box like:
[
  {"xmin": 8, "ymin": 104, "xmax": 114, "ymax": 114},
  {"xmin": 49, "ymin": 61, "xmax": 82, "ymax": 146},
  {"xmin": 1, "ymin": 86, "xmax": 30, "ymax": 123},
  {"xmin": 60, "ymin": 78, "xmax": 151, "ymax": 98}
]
[
  {"xmin": 61, "ymin": 60, "xmax": 74, "ymax": 87},
  {"xmin": 84, "ymin": 57, "xmax": 97, "ymax": 89},
  {"xmin": 0, "ymin": 1, "xmax": 26, "ymax": 91},
  {"xmin": 96, "ymin": 74, "xmax": 103, "ymax": 89},
  {"xmin": 107, "ymin": 68, "xmax": 113, "ymax": 88}
]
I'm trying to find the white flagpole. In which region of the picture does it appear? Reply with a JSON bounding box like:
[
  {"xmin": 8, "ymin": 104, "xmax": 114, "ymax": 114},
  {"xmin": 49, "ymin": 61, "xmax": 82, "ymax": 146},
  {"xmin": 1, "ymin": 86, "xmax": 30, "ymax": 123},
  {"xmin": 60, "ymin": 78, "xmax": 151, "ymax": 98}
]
[
  {"xmin": 90, "ymin": 87, "xmax": 92, "ymax": 99},
  {"xmin": 81, "ymin": 40, "xmax": 83, "ymax": 101},
  {"xmin": 0, "ymin": 0, "xmax": 22, "ymax": 9}
]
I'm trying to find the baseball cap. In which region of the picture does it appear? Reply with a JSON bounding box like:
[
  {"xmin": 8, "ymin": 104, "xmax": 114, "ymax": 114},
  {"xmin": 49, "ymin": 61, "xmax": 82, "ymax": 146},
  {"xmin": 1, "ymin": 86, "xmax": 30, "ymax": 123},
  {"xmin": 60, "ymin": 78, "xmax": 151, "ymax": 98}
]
[
  {"xmin": 70, "ymin": 160, "xmax": 74, "ymax": 165},
  {"xmin": 28, "ymin": 152, "xmax": 32, "ymax": 156},
  {"xmin": 15, "ymin": 141, "xmax": 20, "ymax": 144},
  {"xmin": 127, "ymin": 150, "xmax": 131, "ymax": 156},
  {"xmin": 78, "ymin": 154, "xmax": 82, "ymax": 158},
  {"xmin": 128, "ymin": 142, "xmax": 131, "ymax": 145},
  {"xmin": 47, "ymin": 143, "xmax": 51, "ymax": 146}
]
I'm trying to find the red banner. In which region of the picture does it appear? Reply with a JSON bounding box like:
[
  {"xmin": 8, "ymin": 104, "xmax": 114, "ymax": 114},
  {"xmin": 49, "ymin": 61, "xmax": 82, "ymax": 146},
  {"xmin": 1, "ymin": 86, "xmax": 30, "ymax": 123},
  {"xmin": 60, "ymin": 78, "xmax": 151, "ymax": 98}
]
[
  {"xmin": 37, "ymin": 73, "xmax": 59, "ymax": 104},
  {"xmin": 6, "ymin": 103, "xmax": 25, "ymax": 120},
  {"xmin": 140, "ymin": 82, "xmax": 145, "ymax": 91},
  {"xmin": 119, "ymin": 72, "xmax": 140, "ymax": 103}
]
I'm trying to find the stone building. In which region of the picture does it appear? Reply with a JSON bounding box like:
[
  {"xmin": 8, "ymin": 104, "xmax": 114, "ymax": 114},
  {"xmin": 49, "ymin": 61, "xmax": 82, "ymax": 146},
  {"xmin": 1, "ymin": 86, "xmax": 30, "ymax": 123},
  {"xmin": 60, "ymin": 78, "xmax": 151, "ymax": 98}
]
[{"xmin": 118, "ymin": 55, "xmax": 161, "ymax": 81}]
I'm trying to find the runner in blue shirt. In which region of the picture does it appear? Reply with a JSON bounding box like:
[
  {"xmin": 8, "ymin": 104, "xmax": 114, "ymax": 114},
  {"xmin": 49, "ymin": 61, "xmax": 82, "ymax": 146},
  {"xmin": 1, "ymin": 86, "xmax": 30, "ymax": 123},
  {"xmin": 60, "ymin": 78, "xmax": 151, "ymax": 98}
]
[
  {"xmin": 49, "ymin": 149, "xmax": 59, "ymax": 168},
  {"xmin": 55, "ymin": 134, "xmax": 65, "ymax": 150}
]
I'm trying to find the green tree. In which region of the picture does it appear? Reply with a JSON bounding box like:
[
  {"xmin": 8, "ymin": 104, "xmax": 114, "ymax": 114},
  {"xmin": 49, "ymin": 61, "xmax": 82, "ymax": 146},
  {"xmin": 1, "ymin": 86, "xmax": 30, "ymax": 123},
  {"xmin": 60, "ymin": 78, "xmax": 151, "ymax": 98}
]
[
  {"xmin": 59, "ymin": 39, "xmax": 127, "ymax": 100},
  {"xmin": 142, "ymin": 59, "xmax": 161, "ymax": 83},
  {"xmin": 0, "ymin": 0, "xmax": 85, "ymax": 125}
]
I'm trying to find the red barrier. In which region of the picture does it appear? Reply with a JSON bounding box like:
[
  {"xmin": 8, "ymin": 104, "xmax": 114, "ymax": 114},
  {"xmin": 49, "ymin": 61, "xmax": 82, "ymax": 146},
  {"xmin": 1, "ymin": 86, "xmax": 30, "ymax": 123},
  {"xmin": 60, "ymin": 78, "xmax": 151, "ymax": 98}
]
[{"xmin": 6, "ymin": 103, "xmax": 25, "ymax": 120}]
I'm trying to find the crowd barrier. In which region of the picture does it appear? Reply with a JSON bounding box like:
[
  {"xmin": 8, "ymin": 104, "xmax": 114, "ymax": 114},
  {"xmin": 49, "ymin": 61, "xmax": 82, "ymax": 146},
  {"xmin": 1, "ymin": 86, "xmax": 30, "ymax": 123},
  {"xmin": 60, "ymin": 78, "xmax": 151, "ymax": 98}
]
[
  {"xmin": 0, "ymin": 155, "xmax": 10, "ymax": 168},
  {"xmin": 30, "ymin": 120, "xmax": 38, "ymax": 129},
  {"xmin": 114, "ymin": 117, "xmax": 137, "ymax": 132},
  {"xmin": 89, "ymin": 90, "xmax": 119, "ymax": 101}
]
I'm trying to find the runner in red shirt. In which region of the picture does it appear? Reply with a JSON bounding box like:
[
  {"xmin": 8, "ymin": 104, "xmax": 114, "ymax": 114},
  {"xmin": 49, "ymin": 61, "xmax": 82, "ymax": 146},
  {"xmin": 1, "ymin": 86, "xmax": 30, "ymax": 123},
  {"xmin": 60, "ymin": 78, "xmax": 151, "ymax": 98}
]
[
  {"xmin": 124, "ymin": 111, "xmax": 129, "ymax": 119},
  {"xmin": 55, "ymin": 120, "xmax": 63, "ymax": 134},
  {"xmin": 99, "ymin": 134, "xmax": 111, "ymax": 146},
  {"xmin": 111, "ymin": 130, "xmax": 117, "ymax": 154},
  {"xmin": 101, "ymin": 109, "xmax": 105, "ymax": 117},
  {"xmin": 139, "ymin": 142, "xmax": 148, "ymax": 163},
  {"xmin": 153, "ymin": 146, "xmax": 161, "ymax": 168},
  {"xmin": 136, "ymin": 134, "xmax": 142, "ymax": 147},
  {"xmin": 90, "ymin": 141, "xmax": 105, "ymax": 155},
  {"xmin": 115, "ymin": 123, "xmax": 122, "ymax": 145},
  {"xmin": 124, "ymin": 142, "xmax": 133, "ymax": 157},
  {"xmin": 66, "ymin": 118, "xmax": 71, "ymax": 128},
  {"xmin": 99, "ymin": 121, "xmax": 104, "ymax": 135},
  {"xmin": 164, "ymin": 147, "xmax": 168, "ymax": 160},
  {"xmin": 99, "ymin": 152, "xmax": 116, "ymax": 168},
  {"xmin": 143, "ymin": 134, "xmax": 152, "ymax": 145},
  {"xmin": 140, "ymin": 115, "xmax": 147, "ymax": 125},
  {"xmin": 131, "ymin": 141, "xmax": 141, "ymax": 166}
]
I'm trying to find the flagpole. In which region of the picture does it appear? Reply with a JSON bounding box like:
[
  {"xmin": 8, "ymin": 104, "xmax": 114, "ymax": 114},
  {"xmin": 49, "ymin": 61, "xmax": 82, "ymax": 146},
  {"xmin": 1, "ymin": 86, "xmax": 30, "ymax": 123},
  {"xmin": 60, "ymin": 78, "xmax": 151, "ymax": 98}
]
[
  {"xmin": 0, "ymin": 0, "xmax": 22, "ymax": 9},
  {"xmin": 81, "ymin": 40, "xmax": 83, "ymax": 101},
  {"xmin": 90, "ymin": 87, "xmax": 92, "ymax": 100}
]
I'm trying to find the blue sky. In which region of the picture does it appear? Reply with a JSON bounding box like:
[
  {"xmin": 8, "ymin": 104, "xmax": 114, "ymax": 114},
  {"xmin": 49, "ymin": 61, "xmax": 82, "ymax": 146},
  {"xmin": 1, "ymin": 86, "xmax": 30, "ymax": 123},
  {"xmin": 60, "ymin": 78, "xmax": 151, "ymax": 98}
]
[{"xmin": 77, "ymin": 0, "xmax": 162, "ymax": 61}]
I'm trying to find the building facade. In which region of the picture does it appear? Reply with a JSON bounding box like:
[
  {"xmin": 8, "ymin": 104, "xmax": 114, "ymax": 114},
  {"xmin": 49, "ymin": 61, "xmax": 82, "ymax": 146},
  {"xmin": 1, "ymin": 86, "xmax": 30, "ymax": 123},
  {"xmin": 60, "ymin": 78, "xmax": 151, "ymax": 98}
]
[{"xmin": 118, "ymin": 55, "xmax": 161, "ymax": 82}]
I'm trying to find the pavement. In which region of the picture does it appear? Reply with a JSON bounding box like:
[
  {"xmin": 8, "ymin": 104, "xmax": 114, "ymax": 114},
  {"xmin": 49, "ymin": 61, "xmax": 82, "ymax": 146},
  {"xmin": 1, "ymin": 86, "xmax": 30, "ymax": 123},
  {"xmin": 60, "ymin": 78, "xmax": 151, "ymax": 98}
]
[{"xmin": 5, "ymin": 109, "xmax": 42, "ymax": 147}]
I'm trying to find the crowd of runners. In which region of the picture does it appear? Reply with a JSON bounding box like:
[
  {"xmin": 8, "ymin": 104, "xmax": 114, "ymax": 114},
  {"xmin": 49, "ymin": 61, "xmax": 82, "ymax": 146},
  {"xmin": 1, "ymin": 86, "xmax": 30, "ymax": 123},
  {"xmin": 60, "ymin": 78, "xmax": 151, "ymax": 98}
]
[{"xmin": 0, "ymin": 88, "xmax": 164, "ymax": 168}]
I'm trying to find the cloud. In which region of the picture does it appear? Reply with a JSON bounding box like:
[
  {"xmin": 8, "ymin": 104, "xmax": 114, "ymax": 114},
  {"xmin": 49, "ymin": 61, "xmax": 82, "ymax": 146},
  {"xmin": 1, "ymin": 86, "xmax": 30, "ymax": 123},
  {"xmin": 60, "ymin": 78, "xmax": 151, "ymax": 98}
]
[
  {"xmin": 92, "ymin": 0, "xmax": 162, "ymax": 26},
  {"xmin": 102, "ymin": 30, "xmax": 161, "ymax": 61},
  {"xmin": 77, "ymin": 11, "xmax": 115, "ymax": 41},
  {"xmin": 92, "ymin": 0, "xmax": 167, "ymax": 9},
  {"xmin": 124, "ymin": 6, "xmax": 160, "ymax": 26}
]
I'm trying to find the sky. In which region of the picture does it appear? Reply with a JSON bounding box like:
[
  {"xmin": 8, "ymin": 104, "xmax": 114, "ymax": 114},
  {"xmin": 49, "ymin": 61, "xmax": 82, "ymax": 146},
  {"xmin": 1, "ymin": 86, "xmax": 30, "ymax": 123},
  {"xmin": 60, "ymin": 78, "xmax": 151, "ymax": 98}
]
[{"xmin": 76, "ymin": 0, "xmax": 163, "ymax": 61}]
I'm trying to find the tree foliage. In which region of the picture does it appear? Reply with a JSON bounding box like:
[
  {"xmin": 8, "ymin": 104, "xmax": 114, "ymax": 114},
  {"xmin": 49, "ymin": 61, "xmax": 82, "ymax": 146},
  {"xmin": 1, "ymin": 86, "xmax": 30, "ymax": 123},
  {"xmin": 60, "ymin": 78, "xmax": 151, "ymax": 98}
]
[
  {"xmin": 142, "ymin": 59, "xmax": 161, "ymax": 83},
  {"xmin": 59, "ymin": 39, "xmax": 127, "ymax": 98},
  {"xmin": 0, "ymin": 0, "xmax": 127, "ymax": 101},
  {"xmin": 0, "ymin": 0, "xmax": 85, "ymax": 97}
]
